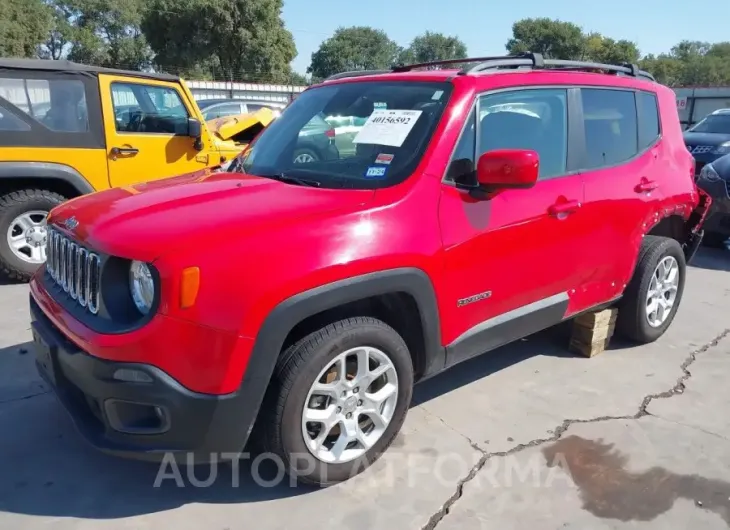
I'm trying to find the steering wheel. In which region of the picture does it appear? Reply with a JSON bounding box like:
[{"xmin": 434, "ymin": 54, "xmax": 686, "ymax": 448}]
[{"xmin": 129, "ymin": 111, "xmax": 146, "ymax": 132}]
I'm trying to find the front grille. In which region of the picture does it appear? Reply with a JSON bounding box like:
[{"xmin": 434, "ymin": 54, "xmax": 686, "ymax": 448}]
[{"xmin": 45, "ymin": 228, "xmax": 101, "ymax": 314}]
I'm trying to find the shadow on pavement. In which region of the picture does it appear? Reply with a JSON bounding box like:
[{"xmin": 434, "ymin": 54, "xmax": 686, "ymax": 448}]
[
  {"xmin": 689, "ymin": 246, "xmax": 730, "ymax": 272},
  {"xmin": 0, "ymin": 324, "xmax": 584, "ymax": 520}
]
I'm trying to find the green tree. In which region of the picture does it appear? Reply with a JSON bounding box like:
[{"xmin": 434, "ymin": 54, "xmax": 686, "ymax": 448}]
[
  {"xmin": 639, "ymin": 41, "xmax": 730, "ymax": 86},
  {"xmin": 0, "ymin": 0, "xmax": 53, "ymax": 58},
  {"xmin": 582, "ymin": 32, "xmax": 640, "ymax": 64},
  {"xmin": 308, "ymin": 26, "xmax": 401, "ymax": 80},
  {"xmin": 143, "ymin": 0, "xmax": 297, "ymax": 83},
  {"xmin": 506, "ymin": 18, "xmax": 585, "ymax": 59},
  {"xmin": 66, "ymin": 0, "xmax": 152, "ymax": 69},
  {"xmin": 398, "ymin": 31, "xmax": 467, "ymax": 65}
]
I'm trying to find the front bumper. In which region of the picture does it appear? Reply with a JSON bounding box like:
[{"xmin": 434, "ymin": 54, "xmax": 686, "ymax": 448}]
[{"xmin": 30, "ymin": 297, "xmax": 254, "ymax": 463}]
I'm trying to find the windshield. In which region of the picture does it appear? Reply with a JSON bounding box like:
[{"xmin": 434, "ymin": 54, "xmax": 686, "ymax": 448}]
[
  {"xmin": 237, "ymin": 81, "xmax": 453, "ymax": 189},
  {"xmin": 689, "ymin": 114, "xmax": 730, "ymax": 134}
]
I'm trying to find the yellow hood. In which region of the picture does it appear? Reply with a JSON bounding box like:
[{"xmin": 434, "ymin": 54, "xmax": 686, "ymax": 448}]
[{"xmin": 206, "ymin": 108, "xmax": 275, "ymax": 142}]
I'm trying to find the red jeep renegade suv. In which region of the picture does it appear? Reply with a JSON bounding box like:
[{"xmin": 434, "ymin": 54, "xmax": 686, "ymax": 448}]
[{"xmin": 30, "ymin": 54, "xmax": 710, "ymax": 485}]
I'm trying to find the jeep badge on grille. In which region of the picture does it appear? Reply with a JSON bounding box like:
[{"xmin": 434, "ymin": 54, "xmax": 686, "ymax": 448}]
[{"xmin": 64, "ymin": 217, "xmax": 79, "ymax": 230}]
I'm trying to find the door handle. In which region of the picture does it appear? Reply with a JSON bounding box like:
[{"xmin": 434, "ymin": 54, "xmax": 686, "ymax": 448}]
[
  {"xmin": 548, "ymin": 200, "xmax": 581, "ymax": 216},
  {"xmin": 110, "ymin": 146, "xmax": 139, "ymax": 160},
  {"xmin": 635, "ymin": 179, "xmax": 658, "ymax": 193}
]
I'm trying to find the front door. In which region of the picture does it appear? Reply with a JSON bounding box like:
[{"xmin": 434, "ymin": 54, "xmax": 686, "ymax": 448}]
[
  {"xmin": 438, "ymin": 87, "xmax": 589, "ymax": 366},
  {"xmin": 99, "ymin": 75, "xmax": 209, "ymax": 188}
]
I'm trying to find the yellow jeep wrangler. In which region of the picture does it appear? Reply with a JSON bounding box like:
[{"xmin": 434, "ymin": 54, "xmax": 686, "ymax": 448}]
[{"xmin": 0, "ymin": 59, "xmax": 273, "ymax": 280}]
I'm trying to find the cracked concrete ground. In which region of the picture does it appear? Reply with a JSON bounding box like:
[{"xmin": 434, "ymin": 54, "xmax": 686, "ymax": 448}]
[{"xmin": 1, "ymin": 247, "xmax": 730, "ymax": 529}]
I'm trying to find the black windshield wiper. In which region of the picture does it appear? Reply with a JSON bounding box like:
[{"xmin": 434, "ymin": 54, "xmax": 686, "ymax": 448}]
[{"xmin": 257, "ymin": 173, "xmax": 321, "ymax": 187}]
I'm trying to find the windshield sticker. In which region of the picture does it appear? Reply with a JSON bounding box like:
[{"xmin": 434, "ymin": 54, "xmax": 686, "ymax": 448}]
[
  {"xmin": 432, "ymin": 90, "xmax": 444, "ymax": 101},
  {"xmin": 353, "ymin": 109, "xmax": 423, "ymax": 147},
  {"xmin": 374, "ymin": 101, "xmax": 388, "ymax": 110},
  {"xmin": 375, "ymin": 153, "xmax": 394, "ymax": 165},
  {"xmin": 365, "ymin": 166, "xmax": 387, "ymax": 178}
]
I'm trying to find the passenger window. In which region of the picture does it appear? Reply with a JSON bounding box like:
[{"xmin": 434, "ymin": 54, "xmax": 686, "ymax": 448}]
[
  {"xmin": 477, "ymin": 89, "xmax": 568, "ymax": 180},
  {"xmin": 0, "ymin": 77, "xmax": 89, "ymax": 132},
  {"xmin": 581, "ymin": 88, "xmax": 638, "ymax": 169},
  {"xmin": 203, "ymin": 103, "xmax": 242, "ymax": 120},
  {"xmin": 638, "ymin": 91, "xmax": 660, "ymax": 149},
  {"xmin": 111, "ymin": 83, "xmax": 190, "ymax": 135}
]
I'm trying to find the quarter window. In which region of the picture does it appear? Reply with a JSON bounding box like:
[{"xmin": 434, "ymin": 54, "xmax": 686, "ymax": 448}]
[
  {"xmin": 111, "ymin": 83, "xmax": 190, "ymax": 134},
  {"xmin": 0, "ymin": 77, "xmax": 89, "ymax": 132},
  {"xmin": 580, "ymin": 88, "xmax": 638, "ymax": 169},
  {"xmin": 637, "ymin": 91, "xmax": 660, "ymax": 149}
]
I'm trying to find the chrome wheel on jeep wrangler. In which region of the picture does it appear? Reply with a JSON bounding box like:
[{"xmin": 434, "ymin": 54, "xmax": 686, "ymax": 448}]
[
  {"xmin": 6, "ymin": 210, "xmax": 49, "ymax": 264},
  {"xmin": 302, "ymin": 346, "xmax": 399, "ymax": 464},
  {"xmin": 0, "ymin": 189, "xmax": 66, "ymax": 281},
  {"xmin": 261, "ymin": 317, "xmax": 413, "ymax": 486}
]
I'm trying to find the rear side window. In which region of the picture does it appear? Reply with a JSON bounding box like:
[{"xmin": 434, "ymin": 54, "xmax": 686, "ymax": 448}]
[
  {"xmin": 580, "ymin": 88, "xmax": 638, "ymax": 169},
  {"xmin": 203, "ymin": 103, "xmax": 242, "ymax": 120},
  {"xmin": 0, "ymin": 77, "xmax": 89, "ymax": 133},
  {"xmin": 637, "ymin": 91, "xmax": 660, "ymax": 149}
]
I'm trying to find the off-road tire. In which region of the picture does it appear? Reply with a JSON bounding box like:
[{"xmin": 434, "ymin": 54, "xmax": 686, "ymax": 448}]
[
  {"xmin": 261, "ymin": 317, "xmax": 414, "ymax": 486},
  {"xmin": 616, "ymin": 235, "xmax": 686, "ymax": 344},
  {"xmin": 702, "ymin": 231, "xmax": 727, "ymax": 249},
  {"xmin": 0, "ymin": 189, "xmax": 66, "ymax": 281}
]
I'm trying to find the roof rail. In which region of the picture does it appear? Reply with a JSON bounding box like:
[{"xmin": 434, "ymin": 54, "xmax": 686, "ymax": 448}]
[
  {"xmin": 324, "ymin": 53, "xmax": 655, "ymax": 83},
  {"xmin": 324, "ymin": 69, "xmax": 392, "ymax": 82},
  {"xmin": 462, "ymin": 53, "xmax": 655, "ymax": 81}
]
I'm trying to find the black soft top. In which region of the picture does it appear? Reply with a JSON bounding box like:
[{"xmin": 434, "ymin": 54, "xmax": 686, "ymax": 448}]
[{"xmin": 0, "ymin": 58, "xmax": 180, "ymax": 82}]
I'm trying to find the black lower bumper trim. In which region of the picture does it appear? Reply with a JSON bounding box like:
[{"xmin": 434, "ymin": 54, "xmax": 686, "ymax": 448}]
[{"xmin": 30, "ymin": 297, "xmax": 253, "ymax": 463}]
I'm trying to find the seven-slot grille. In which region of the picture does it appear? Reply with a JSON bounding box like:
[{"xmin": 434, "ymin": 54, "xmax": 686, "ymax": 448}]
[{"xmin": 45, "ymin": 227, "xmax": 101, "ymax": 314}]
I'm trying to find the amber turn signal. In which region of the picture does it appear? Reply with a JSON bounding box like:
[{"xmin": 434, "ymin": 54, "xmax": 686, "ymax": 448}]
[{"xmin": 180, "ymin": 267, "xmax": 200, "ymax": 308}]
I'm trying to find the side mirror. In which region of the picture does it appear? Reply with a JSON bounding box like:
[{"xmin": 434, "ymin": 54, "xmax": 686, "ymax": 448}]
[
  {"xmin": 188, "ymin": 118, "xmax": 202, "ymax": 138},
  {"xmin": 476, "ymin": 149, "xmax": 539, "ymax": 192}
]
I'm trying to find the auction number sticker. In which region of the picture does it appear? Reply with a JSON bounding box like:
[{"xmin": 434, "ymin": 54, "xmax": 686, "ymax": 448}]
[{"xmin": 353, "ymin": 109, "xmax": 423, "ymax": 147}]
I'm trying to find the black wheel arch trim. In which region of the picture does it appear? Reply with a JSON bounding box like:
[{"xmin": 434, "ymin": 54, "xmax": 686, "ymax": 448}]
[
  {"xmin": 235, "ymin": 267, "xmax": 445, "ymax": 450},
  {"xmin": 0, "ymin": 161, "xmax": 95, "ymax": 195}
]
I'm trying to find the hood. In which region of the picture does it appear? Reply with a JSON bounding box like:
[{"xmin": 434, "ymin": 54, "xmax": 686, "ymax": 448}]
[
  {"xmin": 49, "ymin": 170, "xmax": 375, "ymax": 262},
  {"xmin": 206, "ymin": 108, "xmax": 275, "ymax": 142},
  {"xmin": 683, "ymin": 131, "xmax": 730, "ymax": 146}
]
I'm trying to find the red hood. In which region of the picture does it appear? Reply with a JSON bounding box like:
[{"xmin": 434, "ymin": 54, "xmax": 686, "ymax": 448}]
[{"xmin": 49, "ymin": 170, "xmax": 374, "ymax": 262}]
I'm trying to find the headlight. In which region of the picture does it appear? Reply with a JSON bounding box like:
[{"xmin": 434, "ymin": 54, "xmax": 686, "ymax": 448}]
[
  {"xmin": 129, "ymin": 260, "xmax": 155, "ymax": 315},
  {"xmin": 714, "ymin": 142, "xmax": 730, "ymax": 155},
  {"xmin": 699, "ymin": 164, "xmax": 721, "ymax": 182}
]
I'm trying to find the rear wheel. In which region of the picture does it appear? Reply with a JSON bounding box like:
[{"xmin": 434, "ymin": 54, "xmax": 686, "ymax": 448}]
[
  {"xmin": 292, "ymin": 147, "xmax": 319, "ymax": 164},
  {"xmin": 262, "ymin": 317, "xmax": 413, "ymax": 486},
  {"xmin": 0, "ymin": 189, "xmax": 66, "ymax": 281},
  {"xmin": 616, "ymin": 236, "xmax": 686, "ymax": 343}
]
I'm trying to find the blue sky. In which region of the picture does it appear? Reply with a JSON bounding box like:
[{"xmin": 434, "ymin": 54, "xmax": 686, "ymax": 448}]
[{"xmin": 282, "ymin": 0, "xmax": 724, "ymax": 74}]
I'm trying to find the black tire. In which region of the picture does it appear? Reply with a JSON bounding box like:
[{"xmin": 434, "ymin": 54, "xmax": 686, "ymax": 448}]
[
  {"xmin": 702, "ymin": 231, "xmax": 728, "ymax": 249},
  {"xmin": 0, "ymin": 189, "xmax": 66, "ymax": 281},
  {"xmin": 616, "ymin": 235, "xmax": 686, "ymax": 344},
  {"xmin": 261, "ymin": 317, "xmax": 414, "ymax": 486},
  {"xmin": 292, "ymin": 147, "xmax": 320, "ymax": 164}
]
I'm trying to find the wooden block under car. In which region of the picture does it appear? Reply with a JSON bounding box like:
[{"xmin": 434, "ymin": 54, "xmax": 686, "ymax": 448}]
[
  {"xmin": 569, "ymin": 308, "xmax": 618, "ymax": 358},
  {"xmin": 574, "ymin": 308, "xmax": 617, "ymax": 328}
]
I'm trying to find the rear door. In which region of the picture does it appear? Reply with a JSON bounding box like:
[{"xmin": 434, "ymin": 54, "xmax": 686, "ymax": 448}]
[
  {"xmin": 438, "ymin": 87, "xmax": 590, "ymax": 364},
  {"xmin": 576, "ymin": 87, "xmax": 664, "ymax": 309},
  {"xmin": 99, "ymin": 75, "xmax": 210, "ymax": 188}
]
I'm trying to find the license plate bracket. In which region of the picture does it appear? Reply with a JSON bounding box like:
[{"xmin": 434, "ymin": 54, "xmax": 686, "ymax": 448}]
[{"xmin": 33, "ymin": 329, "xmax": 57, "ymax": 386}]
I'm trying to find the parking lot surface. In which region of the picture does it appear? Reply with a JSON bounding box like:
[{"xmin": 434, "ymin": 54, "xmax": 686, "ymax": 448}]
[{"xmin": 1, "ymin": 248, "xmax": 730, "ymax": 529}]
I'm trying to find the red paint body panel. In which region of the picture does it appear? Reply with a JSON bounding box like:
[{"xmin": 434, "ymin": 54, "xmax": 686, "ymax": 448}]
[{"xmin": 33, "ymin": 68, "xmax": 705, "ymax": 396}]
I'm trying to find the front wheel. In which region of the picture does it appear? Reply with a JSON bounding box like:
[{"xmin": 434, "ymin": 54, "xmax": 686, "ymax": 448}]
[
  {"xmin": 616, "ymin": 235, "xmax": 686, "ymax": 343},
  {"xmin": 262, "ymin": 317, "xmax": 414, "ymax": 486},
  {"xmin": 0, "ymin": 189, "xmax": 66, "ymax": 281}
]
